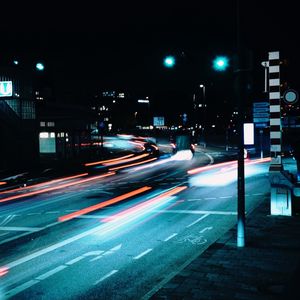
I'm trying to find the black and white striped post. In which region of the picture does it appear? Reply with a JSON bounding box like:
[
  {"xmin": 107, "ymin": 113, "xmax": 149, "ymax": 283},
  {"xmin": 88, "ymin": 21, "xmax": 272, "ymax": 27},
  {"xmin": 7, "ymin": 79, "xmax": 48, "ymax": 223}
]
[{"xmin": 268, "ymin": 51, "xmax": 282, "ymax": 170}]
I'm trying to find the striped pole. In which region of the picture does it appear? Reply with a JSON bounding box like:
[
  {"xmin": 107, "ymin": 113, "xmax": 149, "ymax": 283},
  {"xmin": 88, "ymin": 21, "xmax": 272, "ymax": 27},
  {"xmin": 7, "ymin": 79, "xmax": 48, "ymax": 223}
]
[{"xmin": 268, "ymin": 51, "xmax": 282, "ymax": 169}]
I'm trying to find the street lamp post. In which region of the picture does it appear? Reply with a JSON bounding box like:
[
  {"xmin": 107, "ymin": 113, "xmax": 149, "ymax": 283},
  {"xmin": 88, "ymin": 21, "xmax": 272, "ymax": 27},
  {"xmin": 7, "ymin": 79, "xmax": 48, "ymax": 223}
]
[{"xmin": 199, "ymin": 84, "xmax": 206, "ymax": 148}]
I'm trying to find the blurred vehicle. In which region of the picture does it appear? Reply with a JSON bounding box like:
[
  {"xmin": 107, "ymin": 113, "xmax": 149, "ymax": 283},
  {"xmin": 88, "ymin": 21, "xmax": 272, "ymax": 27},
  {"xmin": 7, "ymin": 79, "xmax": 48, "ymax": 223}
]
[{"xmin": 171, "ymin": 134, "xmax": 195, "ymax": 156}]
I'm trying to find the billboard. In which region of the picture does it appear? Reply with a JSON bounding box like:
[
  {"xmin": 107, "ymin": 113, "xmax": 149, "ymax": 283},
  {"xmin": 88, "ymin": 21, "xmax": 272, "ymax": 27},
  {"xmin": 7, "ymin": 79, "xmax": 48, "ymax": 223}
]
[
  {"xmin": 153, "ymin": 116, "xmax": 164, "ymax": 126},
  {"xmin": 0, "ymin": 81, "xmax": 13, "ymax": 97}
]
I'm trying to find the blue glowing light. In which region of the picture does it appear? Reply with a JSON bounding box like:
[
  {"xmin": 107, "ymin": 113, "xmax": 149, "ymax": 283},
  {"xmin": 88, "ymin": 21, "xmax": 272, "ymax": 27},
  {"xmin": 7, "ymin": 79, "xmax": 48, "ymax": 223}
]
[
  {"xmin": 36, "ymin": 63, "xmax": 45, "ymax": 71},
  {"xmin": 212, "ymin": 56, "xmax": 229, "ymax": 71},
  {"xmin": 163, "ymin": 56, "xmax": 176, "ymax": 68}
]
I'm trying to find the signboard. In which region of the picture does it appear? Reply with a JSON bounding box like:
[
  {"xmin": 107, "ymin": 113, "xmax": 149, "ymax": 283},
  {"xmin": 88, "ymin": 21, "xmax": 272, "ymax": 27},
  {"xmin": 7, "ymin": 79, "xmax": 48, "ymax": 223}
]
[
  {"xmin": 283, "ymin": 89, "xmax": 298, "ymax": 104},
  {"xmin": 153, "ymin": 116, "xmax": 165, "ymax": 126},
  {"xmin": 244, "ymin": 123, "xmax": 254, "ymax": 145},
  {"xmin": 253, "ymin": 101, "xmax": 269, "ymax": 128},
  {"xmin": 253, "ymin": 101, "xmax": 269, "ymax": 107},
  {"xmin": 0, "ymin": 81, "xmax": 13, "ymax": 97}
]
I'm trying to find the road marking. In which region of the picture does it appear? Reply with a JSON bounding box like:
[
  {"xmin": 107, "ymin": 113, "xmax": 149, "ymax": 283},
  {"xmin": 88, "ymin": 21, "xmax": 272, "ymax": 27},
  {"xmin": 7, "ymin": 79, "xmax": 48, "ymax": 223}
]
[
  {"xmin": 6, "ymin": 265, "xmax": 67, "ymax": 297},
  {"xmin": 0, "ymin": 226, "xmax": 42, "ymax": 232},
  {"xmin": 186, "ymin": 214, "xmax": 209, "ymax": 228},
  {"xmin": 27, "ymin": 212, "xmax": 42, "ymax": 215},
  {"xmin": 0, "ymin": 215, "xmax": 16, "ymax": 226},
  {"xmin": 253, "ymin": 193, "xmax": 264, "ymax": 196},
  {"xmin": 204, "ymin": 197, "xmax": 216, "ymax": 200},
  {"xmin": 65, "ymin": 256, "xmax": 85, "ymax": 265},
  {"xmin": 200, "ymin": 226, "xmax": 213, "ymax": 233},
  {"xmin": 133, "ymin": 248, "xmax": 152, "ymax": 260},
  {"xmin": 4, "ymin": 223, "xmax": 109, "ymax": 269},
  {"xmin": 0, "ymin": 232, "xmax": 9, "ymax": 237},
  {"xmin": 187, "ymin": 199, "xmax": 202, "ymax": 201},
  {"xmin": 45, "ymin": 211, "xmax": 60, "ymax": 214},
  {"xmin": 94, "ymin": 270, "xmax": 118, "ymax": 285},
  {"xmin": 35, "ymin": 265, "xmax": 67, "ymax": 280},
  {"xmin": 65, "ymin": 210, "xmax": 78, "ymax": 212},
  {"xmin": 164, "ymin": 233, "xmax": 178, "ymax": 241},
  {"xmin": 90, "ymin": 244, "xmax": 122, "ymax": 261},
  {"xmin": 5, "ymin": 279, "xmax": 39, "ymax": 298},
  {"xmin": 153, "ymin": 209, "xmax": 237, "ymax": 215},
  {"xmin": 220, "ymin": 196, "xmax": 233, "ymax": 199},
  {"xmin": 84, "ymin": 250, "xmax": 105, "ymax": 257}
]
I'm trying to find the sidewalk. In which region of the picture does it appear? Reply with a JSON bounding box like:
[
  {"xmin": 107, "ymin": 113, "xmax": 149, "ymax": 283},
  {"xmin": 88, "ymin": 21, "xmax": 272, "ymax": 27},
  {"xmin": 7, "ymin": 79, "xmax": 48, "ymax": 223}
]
[{"xmin": 150, "ymin": 160, "xmax": 300, "ymax": 300}]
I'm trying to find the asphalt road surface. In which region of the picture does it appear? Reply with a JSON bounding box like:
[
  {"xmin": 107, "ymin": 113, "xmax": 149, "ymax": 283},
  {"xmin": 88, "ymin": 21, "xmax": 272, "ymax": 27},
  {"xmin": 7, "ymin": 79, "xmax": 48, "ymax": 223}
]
[{"xmin": 0, "ymin": 148, "xmax": 271, "ymax": 299}]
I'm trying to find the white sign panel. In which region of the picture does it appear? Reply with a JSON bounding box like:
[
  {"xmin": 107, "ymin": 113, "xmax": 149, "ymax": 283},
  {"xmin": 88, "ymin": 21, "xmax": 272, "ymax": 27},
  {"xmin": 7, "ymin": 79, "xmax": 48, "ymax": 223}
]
[
  {"xmin": 0, "ymin": 81, "xmax": 13, "ymax": 97},
  {"xmin": 244, "ymin": 123, "xmax": 254, "ymax": 145}
]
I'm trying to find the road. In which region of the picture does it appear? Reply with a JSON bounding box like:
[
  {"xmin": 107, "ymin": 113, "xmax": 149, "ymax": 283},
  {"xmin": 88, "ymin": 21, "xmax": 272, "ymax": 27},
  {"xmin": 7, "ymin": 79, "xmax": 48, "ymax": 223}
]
[{"xmin": 0, "ymin": 147, "xmax": 271, "ymax": 299}]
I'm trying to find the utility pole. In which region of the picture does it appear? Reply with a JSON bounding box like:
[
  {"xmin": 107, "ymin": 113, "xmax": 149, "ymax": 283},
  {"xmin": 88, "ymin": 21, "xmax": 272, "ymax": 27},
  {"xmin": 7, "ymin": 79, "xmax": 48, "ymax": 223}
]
[{"xmin": 235, "ymin": 0, "xmax": 246, "ymax": 248}]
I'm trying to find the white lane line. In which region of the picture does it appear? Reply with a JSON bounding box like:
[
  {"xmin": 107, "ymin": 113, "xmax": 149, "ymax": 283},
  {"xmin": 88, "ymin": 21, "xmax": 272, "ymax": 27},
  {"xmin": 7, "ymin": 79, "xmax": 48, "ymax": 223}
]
[
  {"xmin": 65, "ymin": 256, "xmax": 85, "ymax": 265},
  {"xmin": 252, "ymin": 193, "xmax": 264, "ymax": 196},
  {"xmin": 45, "ymin": 211, "xmax": 60, "ymax": 214},
  {"xmin": 0, "ymin": 215, "xmax": 16, "ymax": 226},
  {"xmin": 0, "ymin": 226, "xmax": 42, "ymax": 232},
  {"xmin": 27, "ymin": 212, "xmax": 42, "ymax": 215},
  {"xmin": 164, "ymin": 233, "xmax": 178, "ymax": 242},
  {"xmin": 186, "ymin": 214, "xmax": 209, "ymax": 228},
  {"xmin": 65, "ymin": 210, "xmax": 78, "ymax": 212},
  {"xmin": 0, "ymin": 232, "xmax": 9, "ymax": 237},
  {"xmin": 200, "ymin": 226, "xmax": 213, "ymax": 233},
  {"xmin": 94, "ymin": 270, "xmax": 119, "ymax": 285},
  {"xmin": 153, "ymin": 209, "xmax": 237, "ymax": 215},
  {"xmin": 133, "ymin": 249, "xmax": 152, "ymax": 260},
  {"xmin": 5, "ymin": 279, "xmax": 39, "ymax": 298},
  {"xmin": 5, "ymin": 223, "xmax": 108, "ymax": 269},
  {"xmin": 35, "ymin": 265, "xmax": 67, "ymax": 281},
  {"xmin": 187, "ymin": 198, "xmax": 202, "ymax": 201},
  {"xmin": 220, "ymin": 196, "xmax": 233, "ymax": 199},
  {"xmin": 204, "ymin": 197, "xmax": 216, "ymax": 200}
]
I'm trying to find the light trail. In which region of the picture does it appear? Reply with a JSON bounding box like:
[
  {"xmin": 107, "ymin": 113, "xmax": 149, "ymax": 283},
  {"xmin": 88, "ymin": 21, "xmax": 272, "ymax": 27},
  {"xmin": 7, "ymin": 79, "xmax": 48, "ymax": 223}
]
[
  {"xmin": 102, "ymin": 186, "xmax": 187, "ymax": 223},
  {"xmin": 84, "ymin": 154, "xmax": 134, "ymax": 166},
  {"xmin": 109, "ymin": 157, "xmax": 157, "ymax": 171},
  {"xmin": 102, "ymin": 153, "xmax": 150, "ymax": 166},
  {"xmin": 0, "ymin": 172, "xmax": 115, "ymax": 203},
  {"xmin": 58, "ymin": 186, "xmax": 152, "ymax": 222},
  {"xmin": 0, "ymin": 173, "xmax": 89, "ymax": 195}
]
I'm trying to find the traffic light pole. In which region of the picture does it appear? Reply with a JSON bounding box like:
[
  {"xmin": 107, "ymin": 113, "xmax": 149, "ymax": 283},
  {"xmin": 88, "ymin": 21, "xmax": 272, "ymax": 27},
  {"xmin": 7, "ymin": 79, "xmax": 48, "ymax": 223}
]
[{"xmin": 236, "ymin": 0, "xmax": 246, "ymax": 248}]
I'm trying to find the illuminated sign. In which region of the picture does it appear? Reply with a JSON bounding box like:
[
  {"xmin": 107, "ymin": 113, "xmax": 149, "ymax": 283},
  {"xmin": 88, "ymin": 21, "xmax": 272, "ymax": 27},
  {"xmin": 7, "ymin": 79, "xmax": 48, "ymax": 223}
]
[
  {"xmin": 244, "ymin": 123, "xmax": 254, "ymax": 145},
  {"xmin": 0, "ymin": 81, "xmax": 13, "ymax": 97},
  {"xmin": 153, "ymin": 117, "xmax": 164, "ymax": 126}
]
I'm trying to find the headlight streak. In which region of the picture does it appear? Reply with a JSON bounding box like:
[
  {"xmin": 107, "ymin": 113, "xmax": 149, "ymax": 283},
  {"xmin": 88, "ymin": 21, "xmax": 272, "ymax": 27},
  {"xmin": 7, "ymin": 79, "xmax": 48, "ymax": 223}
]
[
  {"xmin": 108, "ymin": 157, "xmax": 157, "ymax": 171},
  {"xmin": 84, "ymin": 154, "xmax": 134, "ymax": 167},
  {"xmin": 0, "ymin": 172, "xmax": 116, "ymax": 203},
  {"xmin": 58, "ymin": 186, "xmax": 152, "ymax": 222},
  {"xmin": 188, "ymin": 157, "xmax": 271, "ymax": 187}
]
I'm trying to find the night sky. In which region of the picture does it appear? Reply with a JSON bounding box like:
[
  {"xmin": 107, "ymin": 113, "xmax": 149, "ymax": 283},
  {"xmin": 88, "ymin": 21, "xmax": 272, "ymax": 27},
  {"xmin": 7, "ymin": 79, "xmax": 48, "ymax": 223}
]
[{"xmin": 1, "ymin": 0, "xmax": 299, "ymax": 116}]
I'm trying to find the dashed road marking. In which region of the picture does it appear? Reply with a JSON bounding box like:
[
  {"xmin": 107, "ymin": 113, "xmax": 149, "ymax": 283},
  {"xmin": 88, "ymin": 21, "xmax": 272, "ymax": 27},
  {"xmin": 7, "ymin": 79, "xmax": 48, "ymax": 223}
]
[
  {"xmin": 133, "ymin": 248, "xmax": 152, "ymax": 260},
  {"xmin": 164, "ymin": 233, "xmax": 178, "ymax": 241},
  {"xmin": 35, "ymin": 265, "xmax": 67, "ymax": 281},
  {"xmin": 94, "ymin": 270, "xmax": 119, "ymax": 285},
  {"xmin": 220, "ymin": 196, "xmax": 233, "ymax": 199},
  {"xmin": 45, "ymin": 211, "xmax": 60, "ymax": 214},
  {"xmin": 186, "ymin": 214, "xmax": 209, "ymax": 228}
]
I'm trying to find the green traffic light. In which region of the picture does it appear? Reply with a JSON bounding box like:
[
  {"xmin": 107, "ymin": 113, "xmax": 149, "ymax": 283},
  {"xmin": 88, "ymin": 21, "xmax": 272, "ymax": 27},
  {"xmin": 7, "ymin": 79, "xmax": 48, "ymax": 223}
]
[
  {"xmin": 163, "ymin": 56, "xmax": 175, "ymax": 68},
  {"xmin": 212, "ymin": 56, "xmax": 229, "ymax": 71},
  {"xmin": 36, "ymin": 63, "xmax": 45, "ymax": 71}
]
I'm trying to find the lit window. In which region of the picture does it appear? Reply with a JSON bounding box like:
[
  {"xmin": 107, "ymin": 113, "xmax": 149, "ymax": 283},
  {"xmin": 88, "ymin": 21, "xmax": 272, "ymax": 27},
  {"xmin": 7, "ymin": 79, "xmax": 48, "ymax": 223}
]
[
  {"xmin": 39, "ymin": 132, "xmax": 49, "ymax": 138},
  {"xmin": 47, "ymin": 121, "xmax": 55, "ymax": 127},
  {"xmin": 40, "ymin": 121, "xmax": 46, "ymax": 127}
]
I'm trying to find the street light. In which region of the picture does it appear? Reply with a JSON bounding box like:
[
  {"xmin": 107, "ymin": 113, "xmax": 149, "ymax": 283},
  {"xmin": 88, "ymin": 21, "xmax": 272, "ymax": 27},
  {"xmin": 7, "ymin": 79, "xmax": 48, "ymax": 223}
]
[
  {"xmin": 35, "ymin": 62, "xmax": 45, "ymax": 71},
  {"xmin": 212, "ymin": 56, "xmax": 229, "ymax": 72},
  {"xmin": 163, "ymin": 56, "xmax": 176, "ymax": 68}
]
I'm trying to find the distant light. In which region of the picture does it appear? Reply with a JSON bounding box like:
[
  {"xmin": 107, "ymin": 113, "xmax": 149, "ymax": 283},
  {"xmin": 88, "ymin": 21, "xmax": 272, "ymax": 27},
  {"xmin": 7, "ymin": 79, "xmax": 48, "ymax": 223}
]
[
  {"xmin": 36, "ymin": 63, "xmax": 45, "ymax": 71},
  {"xmin": 212, "ymin": 56, "xmax": 229, "ymax": 71},
  {"xmin": 200, "ymin": 84, "xmax": 204, "ymax": 88},
  {"xmin": 163, "ymin": 56, "xmax": 175, "ymax": 68},
  {"xmin": 13, "ymin": 60, "xmax": 19, "ymax": 65},
  {"xmin": 138, "ymin": 99, "xmax": 149, "ymax": 103}
]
